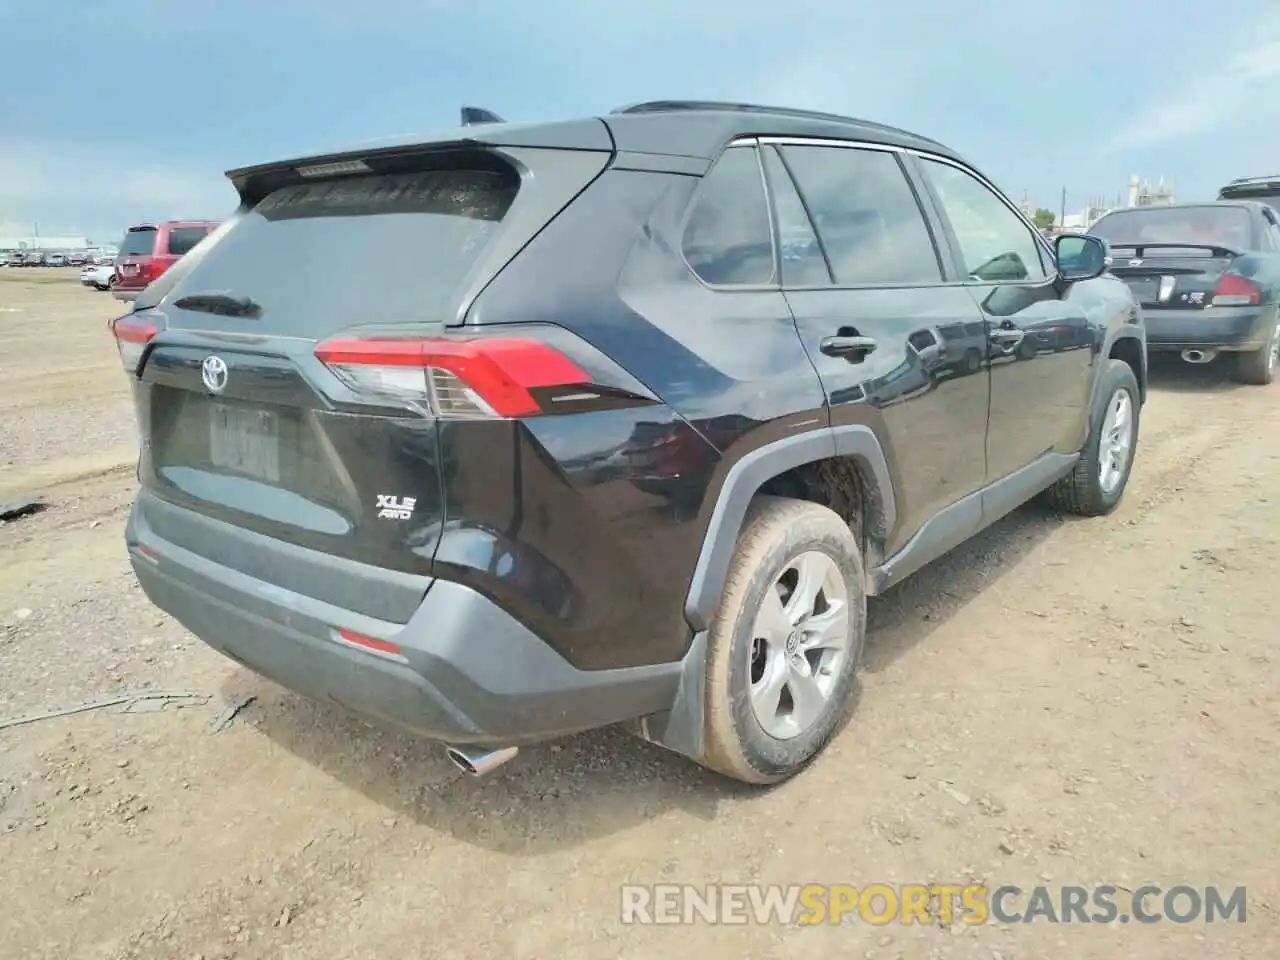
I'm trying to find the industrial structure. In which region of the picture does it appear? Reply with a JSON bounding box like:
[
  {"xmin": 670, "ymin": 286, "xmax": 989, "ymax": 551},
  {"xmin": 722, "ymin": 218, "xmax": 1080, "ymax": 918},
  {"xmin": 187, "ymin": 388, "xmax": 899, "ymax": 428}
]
[{"xmin": 1053, "ymin": 175, "xmax": 1176, "ymax": 231}]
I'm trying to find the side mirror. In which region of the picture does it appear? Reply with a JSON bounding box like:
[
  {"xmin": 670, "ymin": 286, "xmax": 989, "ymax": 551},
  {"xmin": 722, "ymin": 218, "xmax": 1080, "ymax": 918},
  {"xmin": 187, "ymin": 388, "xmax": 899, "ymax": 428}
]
[{"xmin": 1055, "ymin": 234, "xmax": 1108, "ymax": 282}]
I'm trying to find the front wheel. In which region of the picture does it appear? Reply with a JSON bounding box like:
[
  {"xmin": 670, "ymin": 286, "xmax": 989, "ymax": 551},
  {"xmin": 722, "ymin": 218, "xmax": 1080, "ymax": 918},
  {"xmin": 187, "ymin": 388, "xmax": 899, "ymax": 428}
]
[
  {"xmin": 1234, "ymin": 316, "xmax": 1279, "ymax": 385},
  {"xmin": 1045, "ymin": 358, "xmax": 1141, "ymax": 516},
  {"xmin": 700, "ymin": 497, "xmax": 866, "ymax": 784}
]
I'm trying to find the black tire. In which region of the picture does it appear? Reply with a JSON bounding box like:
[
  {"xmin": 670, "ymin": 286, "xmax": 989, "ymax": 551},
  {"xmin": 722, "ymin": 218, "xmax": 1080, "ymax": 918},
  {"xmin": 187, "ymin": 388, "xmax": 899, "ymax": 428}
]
[
  {"xmin": 701, "ymin": 496, "xmax": 866, "ymax": 784},
  {"xmin": 1234, "ymin": 315, "xmax": 1279, "ymax": 385},
  {"xmin": 1045, "ymin": 358, "xmax": 1140, "ymax": 517},
  {"xmin": 963, "ymin": 348, "xmax": 982, "ymax": 375}
]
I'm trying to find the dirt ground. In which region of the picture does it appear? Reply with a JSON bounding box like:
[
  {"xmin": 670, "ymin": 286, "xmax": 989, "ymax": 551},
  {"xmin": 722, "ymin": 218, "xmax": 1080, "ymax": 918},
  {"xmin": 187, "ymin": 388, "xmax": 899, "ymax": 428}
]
[{"xmin": 0, "ymin": 268, "xmax": 1277, "ymax": 959}]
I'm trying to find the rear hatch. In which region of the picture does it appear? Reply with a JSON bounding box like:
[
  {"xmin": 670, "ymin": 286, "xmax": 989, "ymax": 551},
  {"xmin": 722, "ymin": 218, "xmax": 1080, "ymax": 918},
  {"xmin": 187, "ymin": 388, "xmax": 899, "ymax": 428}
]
[
  {"xmin": 115, "ymin": 141, "xmax": 611, "ymax": 612},
  {"xmin": 115, "ymin": 226, "xmax": 160, "ymax": 288},
  {"xmin": 1090, "ymin": 205, "xmax": 1255, "ymax": 310}
]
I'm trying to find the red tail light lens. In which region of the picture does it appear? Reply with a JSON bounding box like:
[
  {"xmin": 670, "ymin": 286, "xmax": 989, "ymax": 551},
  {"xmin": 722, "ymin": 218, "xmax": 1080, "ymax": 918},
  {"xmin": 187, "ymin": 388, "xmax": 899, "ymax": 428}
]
[
  {"xmin": 314, "ymin": 336, "xmax": 591, "ymax": 419},
  {"xmin": 1211, "ymin": 273, "xmax": 1261, "ymax": 306},
  {"xmin": 111, "ymin": 315, "xmax": 158, "ymax": 372}
]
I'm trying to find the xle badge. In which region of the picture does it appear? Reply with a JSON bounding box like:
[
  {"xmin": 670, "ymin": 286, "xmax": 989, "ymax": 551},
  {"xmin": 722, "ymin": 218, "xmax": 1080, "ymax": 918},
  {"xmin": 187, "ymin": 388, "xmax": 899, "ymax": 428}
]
[{"xmin": 376, "ymin": 495, "xmax": 416, "ymax": 520}]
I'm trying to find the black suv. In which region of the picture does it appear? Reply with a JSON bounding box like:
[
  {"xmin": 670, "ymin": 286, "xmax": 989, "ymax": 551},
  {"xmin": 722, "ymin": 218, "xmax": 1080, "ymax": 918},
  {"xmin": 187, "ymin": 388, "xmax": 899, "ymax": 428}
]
[{"xmin": 115, "ymin": 101, "xmax": 1146, "ymax": 784}]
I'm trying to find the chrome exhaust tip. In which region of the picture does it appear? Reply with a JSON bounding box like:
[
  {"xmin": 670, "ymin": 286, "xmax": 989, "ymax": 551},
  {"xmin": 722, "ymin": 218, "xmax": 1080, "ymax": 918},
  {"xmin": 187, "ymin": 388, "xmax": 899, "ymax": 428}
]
[
  {"xmin": 444, "ymin": 744, "xmax": 519, "ymax": 777},
  {"xmin": 1181, "ymin": 349, "xmax": 1217, "ymax": 364}
]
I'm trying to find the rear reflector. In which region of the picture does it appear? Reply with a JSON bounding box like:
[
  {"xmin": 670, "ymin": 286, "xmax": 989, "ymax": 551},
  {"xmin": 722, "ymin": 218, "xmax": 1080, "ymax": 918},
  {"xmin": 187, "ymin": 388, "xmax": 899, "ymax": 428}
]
[
  {"xmin": 111, "ymin": 315, "xmax": 158, "ymax": 372},
  {"xmin": 337, "ymin": 628, "xmax": 402, "ymax": 656},
  {"xmin": 314, "ymin": 336, "xmax": 591, "ymax": 419},
  {"xmin": 1212, "ymin": 273, "xmax": 1261, "ymax": 306}
]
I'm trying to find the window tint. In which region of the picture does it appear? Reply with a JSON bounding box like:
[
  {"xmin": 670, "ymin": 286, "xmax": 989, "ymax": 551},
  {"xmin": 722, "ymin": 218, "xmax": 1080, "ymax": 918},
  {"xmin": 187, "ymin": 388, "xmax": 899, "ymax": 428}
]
[
  {"xmin": 761, "ymin": 147, "xmax": 830, "ymax": 286},
  {"xmin": 118, "ymin": 227, "xmax": 158, "ymax": 257},
  {"xmin": 778, "ymin": 145, "xmax": 941, "ymax": 285},
  {"xmin": 682, "ymin": 147, "xmax": 775, "ymax": 285},
  {"xmin": 167, "ymin": 227, "xmax": 208, "ymax": 256},
  {"xmin": 921, "ymin": 159, "xmax": 1049, "ymax": 282}
]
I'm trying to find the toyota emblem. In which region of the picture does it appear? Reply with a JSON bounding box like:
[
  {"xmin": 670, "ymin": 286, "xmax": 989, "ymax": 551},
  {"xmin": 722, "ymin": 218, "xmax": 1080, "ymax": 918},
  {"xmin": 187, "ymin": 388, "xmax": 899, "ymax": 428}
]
[{"xmin": 201, "ymin": 355, "xmax": 229, "ymax": 394}]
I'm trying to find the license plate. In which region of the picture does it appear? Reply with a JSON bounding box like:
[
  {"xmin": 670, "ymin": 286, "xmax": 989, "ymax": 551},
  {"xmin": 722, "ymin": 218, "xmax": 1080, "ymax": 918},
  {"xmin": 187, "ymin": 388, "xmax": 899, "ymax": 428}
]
[
  {"xmin": 1125, "ymin": 277, "xmax": 1158, "ymax": 302},
  {"xmin": 209, "ymin": 404, "xmax": 280, "ymax": 482}
]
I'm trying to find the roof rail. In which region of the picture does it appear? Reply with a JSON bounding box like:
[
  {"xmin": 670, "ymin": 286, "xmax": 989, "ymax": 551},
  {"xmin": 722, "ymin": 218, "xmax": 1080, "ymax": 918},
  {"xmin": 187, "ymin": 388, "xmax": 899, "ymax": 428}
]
[
  {"xmin": 609, "ymin": 99, "xmax": 946, "ymax": 147},
  {"xmin": 461, "ymin": 106, "xmax": 505, "ymax": 126}
]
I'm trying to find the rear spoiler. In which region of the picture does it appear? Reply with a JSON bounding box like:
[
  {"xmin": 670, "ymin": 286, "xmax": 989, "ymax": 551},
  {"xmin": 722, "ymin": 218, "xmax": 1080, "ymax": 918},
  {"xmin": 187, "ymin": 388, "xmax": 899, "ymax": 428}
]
[{"xmin": 1107, "ymin": 242, "xmax": 1243, "ymax": 258}]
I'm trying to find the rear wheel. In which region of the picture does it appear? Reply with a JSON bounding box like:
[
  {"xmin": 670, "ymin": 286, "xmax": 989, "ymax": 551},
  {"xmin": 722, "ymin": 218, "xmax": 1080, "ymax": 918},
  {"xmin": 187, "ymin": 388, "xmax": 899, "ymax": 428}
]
[
  {"xmin": 701, "ymin": 496, "xmax": 865, "ymax": 784},
  {"xmin": 1234, "ymin": 316, "xmax": 1279, "ymax": 385},
  {"xmin": 1045, "ymin": 358, "xmax": 1140, "ymax": 516}
]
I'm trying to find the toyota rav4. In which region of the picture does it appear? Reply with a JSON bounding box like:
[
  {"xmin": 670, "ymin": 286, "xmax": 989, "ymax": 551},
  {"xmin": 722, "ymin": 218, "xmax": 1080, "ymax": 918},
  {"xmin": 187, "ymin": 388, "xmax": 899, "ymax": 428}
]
[{"xmin": 115, "ymin": 101, "xmax": 1147, "ymax": 784}]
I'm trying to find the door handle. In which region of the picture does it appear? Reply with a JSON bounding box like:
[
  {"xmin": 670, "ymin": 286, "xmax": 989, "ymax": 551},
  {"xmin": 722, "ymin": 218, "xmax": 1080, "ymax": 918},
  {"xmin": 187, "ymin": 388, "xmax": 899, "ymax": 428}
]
[
  {"xmin": 819, "ymin": 335, "xmax": 878, "ymax": 359},
  {"xmin": 988, "ymin": 328, "xmax": 1024, "ymax": 346}
]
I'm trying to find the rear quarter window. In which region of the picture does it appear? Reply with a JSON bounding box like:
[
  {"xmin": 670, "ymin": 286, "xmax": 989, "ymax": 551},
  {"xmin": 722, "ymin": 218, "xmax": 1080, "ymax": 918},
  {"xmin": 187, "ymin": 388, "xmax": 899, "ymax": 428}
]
[
  {"xmin": 681, "ymin": 146, "xmax": 776, "ymax": 286},
  {"xmin": 167, "ymin": 227, "xmax": 208, "ymax": 256}
]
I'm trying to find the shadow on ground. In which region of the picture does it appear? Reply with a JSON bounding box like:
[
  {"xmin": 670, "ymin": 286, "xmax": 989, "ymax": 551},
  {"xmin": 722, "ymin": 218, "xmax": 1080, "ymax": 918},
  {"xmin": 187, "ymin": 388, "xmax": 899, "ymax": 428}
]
[
  {"xmin": 242, "ymin": 496, "xmax": 1068, "ymax": 852},
  {"xmin": 1145, "ymin": 352, "xmax": 1249, "ymax": 394}
]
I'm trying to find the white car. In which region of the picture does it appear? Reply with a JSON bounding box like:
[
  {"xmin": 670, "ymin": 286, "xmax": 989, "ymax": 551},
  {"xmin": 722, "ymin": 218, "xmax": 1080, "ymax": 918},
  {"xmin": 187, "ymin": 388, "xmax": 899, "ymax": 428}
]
[{"xmin": 80, "ymin": 262, "xmax": 116, "ymax": 291}]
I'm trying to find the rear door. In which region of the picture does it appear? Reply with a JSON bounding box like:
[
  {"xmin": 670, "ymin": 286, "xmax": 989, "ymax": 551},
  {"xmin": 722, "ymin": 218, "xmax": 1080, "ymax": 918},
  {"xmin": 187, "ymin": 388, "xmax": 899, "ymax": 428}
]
[
  {"xmin": 767, "ymin": 140, "xmax": 991, "ymax": 555},
  {"xmin": 124, "ymin": 147, "xmax": 610, "ymax": 589},
  {"xmin": 116, "ymin": 226, "xmax": 159, "ymax": 286}
]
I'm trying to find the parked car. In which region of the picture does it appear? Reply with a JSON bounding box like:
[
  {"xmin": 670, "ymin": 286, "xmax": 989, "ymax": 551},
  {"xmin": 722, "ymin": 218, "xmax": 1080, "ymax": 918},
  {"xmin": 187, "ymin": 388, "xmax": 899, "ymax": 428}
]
[
  {"xmin": 4, "ymin": 251, "xmax": 22, "ymax": 267},
  {"xmin": 45, "ymin": 253, "xmax": 67, "ymax": 267},
  {"xmin": 1217, "ymin": 174, "xmax": 1280, "ymax": 212},
  {"xmin": 114, "ymin": 100, "xmax": 1146, "ymax": 784},
  {"xmin": 1089, "ymin": 201, "xmax": 1280, "ymax": 384},
  {"xmin": 80, "ymin": 262, "xmax": 116, "ymax": 291},
  {"xmin": 112, "ymin": 221, "xmax": 220, "ymax": 301}
]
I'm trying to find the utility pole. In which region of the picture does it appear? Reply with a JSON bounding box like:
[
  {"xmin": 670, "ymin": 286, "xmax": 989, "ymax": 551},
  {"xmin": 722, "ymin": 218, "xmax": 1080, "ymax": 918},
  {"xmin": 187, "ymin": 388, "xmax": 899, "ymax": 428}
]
[{"xmin": 1059, "ymin": 188, "xmax": 1067, "ymax": 227}]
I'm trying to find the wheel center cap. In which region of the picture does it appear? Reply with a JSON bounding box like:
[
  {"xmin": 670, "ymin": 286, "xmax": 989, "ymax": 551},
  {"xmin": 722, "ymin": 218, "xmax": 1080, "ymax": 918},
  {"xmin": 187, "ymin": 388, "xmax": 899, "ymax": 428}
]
[{"xmin": 785, "ymin": 630, "xmax": 801, "ymax": 657}]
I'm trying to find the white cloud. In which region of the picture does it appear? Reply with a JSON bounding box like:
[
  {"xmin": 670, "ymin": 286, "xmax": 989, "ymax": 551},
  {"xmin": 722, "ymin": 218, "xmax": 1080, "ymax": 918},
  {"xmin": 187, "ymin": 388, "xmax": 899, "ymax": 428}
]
[
  {"xmin": 0, "ymin": 138, "xmax": 237, "ymax": 240},
  {"xmin": 1105, "ymin": 22, "xmax": 1280, "ymax": 153}
]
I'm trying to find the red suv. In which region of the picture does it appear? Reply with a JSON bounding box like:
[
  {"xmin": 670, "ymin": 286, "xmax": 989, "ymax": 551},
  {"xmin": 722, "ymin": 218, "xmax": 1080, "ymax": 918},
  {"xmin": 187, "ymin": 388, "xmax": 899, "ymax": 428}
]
[{"xmin": 113, "ymin": 220, "xmax": 220, "ymax": 301}]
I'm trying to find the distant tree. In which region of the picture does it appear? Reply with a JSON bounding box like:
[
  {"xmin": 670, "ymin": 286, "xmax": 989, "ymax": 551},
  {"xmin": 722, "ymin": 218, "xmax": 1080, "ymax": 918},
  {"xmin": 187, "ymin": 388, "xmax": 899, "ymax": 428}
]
[{"xmin": 1032, "ymin": 208, "xmax": 1056, "ymax": 229}]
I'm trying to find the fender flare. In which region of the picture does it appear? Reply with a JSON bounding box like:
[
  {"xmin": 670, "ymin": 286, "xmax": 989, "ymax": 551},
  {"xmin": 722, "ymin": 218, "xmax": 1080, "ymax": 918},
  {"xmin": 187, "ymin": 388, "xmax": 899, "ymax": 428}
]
[
  {"xmin": 1096, "ymin": 326, "xmax": 1148, "ymax": 410},
  {"xmin": 682, "ymin": 424, "xmax": 896, "ymax": 632}
]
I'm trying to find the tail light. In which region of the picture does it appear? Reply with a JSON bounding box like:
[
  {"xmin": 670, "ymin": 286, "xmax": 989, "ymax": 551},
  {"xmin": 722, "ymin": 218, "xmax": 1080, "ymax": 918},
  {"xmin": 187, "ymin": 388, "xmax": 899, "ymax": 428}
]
[
  {"xmin": 314, "ymin": 335, "xmax": 591, "ymax": 419},
  {"xmin": 142, "ymin": 259, "xmax": 167, "ymax": 283},
  {"xmin": 111, "ymin": 315, "xmax": 157, "ymax": 372},
  {"xmin": 1211, "ymin": 273, "xmax": 1261, "ymax": 306}
]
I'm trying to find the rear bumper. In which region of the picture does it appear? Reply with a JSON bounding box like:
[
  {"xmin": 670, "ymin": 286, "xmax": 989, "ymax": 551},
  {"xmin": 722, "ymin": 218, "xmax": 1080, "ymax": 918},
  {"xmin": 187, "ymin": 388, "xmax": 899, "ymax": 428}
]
[
  {"xmin": 1144, "ymin": 305, "xmax": 1275, "ymax": 351},
  {"xmin": 113, "ymin": 289, "xmax": 139, "ymax": 302},
  {"xmin": 125, "ymin": 494, "xmax": 682, "ymax": 746}
]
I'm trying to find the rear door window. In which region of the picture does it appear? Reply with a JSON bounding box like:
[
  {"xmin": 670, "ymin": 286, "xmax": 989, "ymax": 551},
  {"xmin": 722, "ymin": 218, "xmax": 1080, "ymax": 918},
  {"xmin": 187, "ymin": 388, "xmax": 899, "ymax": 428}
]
[
  {"xmin": 778, "ymin": 145, "xmax": 942, "ymax": 285},
  {"xmin": 167, "ymin": 227, "xmax": 208, "ymax": 256},
  {"xmin": 681, "ymin": 145, "xmax": 776, "ymax": 286},
  {"xmin": 118, "ymin": 227, "xmax": 158, "ymax": 257},
  {"xmin": 162, "ymin": 168, "xmax": 520, "ymax": 337}
]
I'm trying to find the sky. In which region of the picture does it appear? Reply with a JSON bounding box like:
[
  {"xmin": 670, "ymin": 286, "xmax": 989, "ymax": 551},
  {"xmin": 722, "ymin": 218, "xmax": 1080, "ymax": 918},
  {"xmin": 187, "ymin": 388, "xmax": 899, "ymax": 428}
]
[{"xmin": 3, "ymin": 0, "xmax": 1280, "ymax": 242}]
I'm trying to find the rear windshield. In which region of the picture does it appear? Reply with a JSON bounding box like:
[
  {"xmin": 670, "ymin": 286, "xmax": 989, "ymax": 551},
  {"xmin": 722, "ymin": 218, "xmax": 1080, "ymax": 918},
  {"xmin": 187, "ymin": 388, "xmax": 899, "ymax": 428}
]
[
  {"xmin": 119, "ymin": 227, "xmax": 158, "ymax": 257},
  {"xmin": 1090, "ymin": 206, "xmax": 1252, "ymax": 249},
  {"xmin": 167, "ymin": 227, "xmax": 207, "ymax": 256},
  {"xmin": 163, "ymin": 168, "xmax": 519, "ymax": 336}
]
